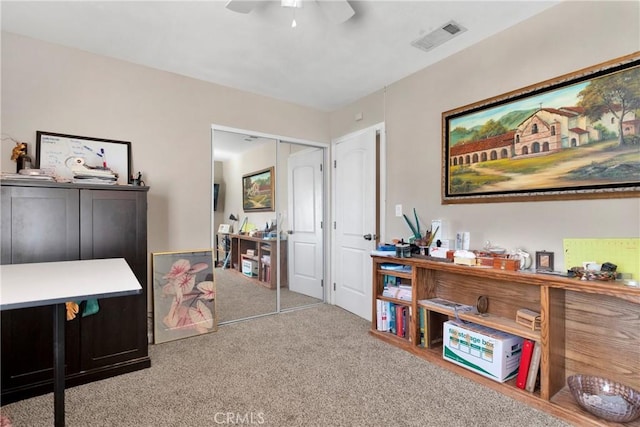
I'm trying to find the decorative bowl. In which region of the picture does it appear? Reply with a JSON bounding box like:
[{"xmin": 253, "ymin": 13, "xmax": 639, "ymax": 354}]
[{"xmin": 567, "ymin": 375, "xmax": 640, "ymax": 423}]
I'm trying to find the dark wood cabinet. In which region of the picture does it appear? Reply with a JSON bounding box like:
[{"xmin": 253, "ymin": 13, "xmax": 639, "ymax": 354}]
[{"xmin": 1, "ymin": 181, "xmax": 151, "ymax": 404}]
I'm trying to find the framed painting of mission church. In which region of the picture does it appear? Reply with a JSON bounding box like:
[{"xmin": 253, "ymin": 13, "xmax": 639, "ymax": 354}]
[{"xmin": 442, "ymin": 52, "xmax": 640, "ymax": 204}]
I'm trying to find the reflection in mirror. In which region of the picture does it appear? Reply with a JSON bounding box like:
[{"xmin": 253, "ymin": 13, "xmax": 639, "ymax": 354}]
[
  {"xmin": 212, "ymin": 129, "xmax": 325, "ymax": 324},
  {"xmin": 278, "ymin": 141, "xmax": 325, "ymax": 310},
  {"xmin": 212, "ymin": 129, "xmax": 278, "ymax": 323}
]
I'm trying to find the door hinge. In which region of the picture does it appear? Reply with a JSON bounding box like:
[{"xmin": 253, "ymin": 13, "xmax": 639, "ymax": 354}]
[
  {"xmin": 321, "ymin": 279, "xmax": 324, "ymax": 288},
  {"xmin": 320, "ymin": 221, "xmax": 323, "ymax": 229},
  {"xmin": 333, "ymin": 160, "xmax": 337, "ymax": 168},
  {"xmin": 320, "ymin": 163, "xmax": 323, "ymax": 172},
  {"xmin": 333, "ymin": 282, "xmax": 336, "ymax": 291},
  {"xmin": 333, "ymin": 221, "xmax": 336, "ymax": 229}
]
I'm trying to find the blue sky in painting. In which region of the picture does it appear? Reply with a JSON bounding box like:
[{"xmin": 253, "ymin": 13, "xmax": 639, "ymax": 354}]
[{"xmin": 451, "ymin": 80, "xmax": 590, "ymax": 130}]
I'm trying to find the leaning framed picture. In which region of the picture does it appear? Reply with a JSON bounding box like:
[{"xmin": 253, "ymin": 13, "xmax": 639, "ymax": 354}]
[
  {"xmin": 242, "ymin": 167, "xmax": 274, "ymax": 212},
  {"xmin": 442, "ymin": 52, "xmax": 640, "ymax": 204},
  {"xmin": 152, "ymin": 249, "xmax": 217, "ymax": 344},
  {"xmin": 36, "ymin": 131, "xmax": 132, "ymax": 185}
]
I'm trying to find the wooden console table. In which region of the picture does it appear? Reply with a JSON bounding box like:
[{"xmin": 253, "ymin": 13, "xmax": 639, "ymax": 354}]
[
  {"xmin": 371, "ymin": 255, "xmax": 640, "ymax": 427},
  {"xmin": 229, "ymin": 234, "xmax": 287, "ymax": 289},
  {"xmin": 0, "ymin": 258, "xmax": 142, "ymax": 427}
]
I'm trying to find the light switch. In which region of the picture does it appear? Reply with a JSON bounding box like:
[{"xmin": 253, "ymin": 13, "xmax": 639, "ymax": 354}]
[{"xmin": 395, "ymin": 204, "xmax": 402, "ymax": 217}]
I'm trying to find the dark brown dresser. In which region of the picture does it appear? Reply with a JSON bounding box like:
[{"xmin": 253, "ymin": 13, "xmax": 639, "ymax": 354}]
[{"xmin": 1, "ymin": 180, "xmax": 150, "ymax": 404}]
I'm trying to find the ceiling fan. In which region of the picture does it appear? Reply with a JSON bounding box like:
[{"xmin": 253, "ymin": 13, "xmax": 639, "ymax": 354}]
[{"xmin": 225, "ymin": 0, "xmax": 355, "ymax": 25}]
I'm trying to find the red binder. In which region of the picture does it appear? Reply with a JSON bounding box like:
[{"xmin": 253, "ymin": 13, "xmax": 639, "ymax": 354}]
[
  {"xmin": 396, "ymin": 305, "xmax": 404, "ymax": 337},
  {"xmin": 516, "ymin": 339, "xmax": 535, "ymax": 389}
]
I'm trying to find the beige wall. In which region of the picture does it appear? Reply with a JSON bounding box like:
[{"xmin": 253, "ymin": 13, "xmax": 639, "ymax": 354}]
[
  {"xmin": 330, "ymin": 1, "xmax": 640, "ymax": 271},
  {"xmin": 2, "ymin": 1, "xmax": 639, "ymax": 274},
  {"xmin": 1, "ymin": 32, "xmax": 329, "ymax": 254}
]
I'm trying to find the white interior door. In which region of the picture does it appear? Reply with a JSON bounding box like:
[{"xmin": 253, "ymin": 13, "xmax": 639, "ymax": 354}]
[
  {"xmin": 333, "ymin": 127, "xmax": 377, "ymax": 320},
  {"xmin": 287, "ymin": 148, "xmax": 324, "ymax": 300}
]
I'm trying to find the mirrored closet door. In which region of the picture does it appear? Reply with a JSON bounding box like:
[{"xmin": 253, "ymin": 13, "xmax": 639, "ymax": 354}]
[{"xmin": 212, "ymin": 128, "xmax": 325, "ymax": 324}]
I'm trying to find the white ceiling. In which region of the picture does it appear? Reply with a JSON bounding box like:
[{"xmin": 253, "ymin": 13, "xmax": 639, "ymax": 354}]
[{"xmin": 1, "ymin": 0, "xmax": 559, "ymax": 112}]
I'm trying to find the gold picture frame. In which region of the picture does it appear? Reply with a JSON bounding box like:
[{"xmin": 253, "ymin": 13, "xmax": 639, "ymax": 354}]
[
  {"xmin": 242, "ymin": 167, "xmax": 274, "ymax": 212},
  {"xmin": 442, "ymin": 52, "xmax": 640, "ymax": 204},
  {"xmin": 151, "ymin": 249, "xmax": 217, "ymax": 344}
]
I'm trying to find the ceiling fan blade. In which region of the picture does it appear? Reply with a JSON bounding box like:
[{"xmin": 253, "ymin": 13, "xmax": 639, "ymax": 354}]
[
  {"xmin": 225, "ymin": 0, "xmax": 260, "ymax": 14},
  {"xmin": 315, "ymin": 0, "xmax": 355, "ymax": 24}
]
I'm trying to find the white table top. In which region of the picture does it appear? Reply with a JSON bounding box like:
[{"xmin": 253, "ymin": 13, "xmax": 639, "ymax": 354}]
[{"xmin": 0, "ymin": 258, "xmax": 142, "ymax": 310}]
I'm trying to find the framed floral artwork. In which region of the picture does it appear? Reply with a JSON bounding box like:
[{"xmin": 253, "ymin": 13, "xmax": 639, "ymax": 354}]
[{"xmin": 152, "ymin": 249, "xmax": 217, "ymax": 344}]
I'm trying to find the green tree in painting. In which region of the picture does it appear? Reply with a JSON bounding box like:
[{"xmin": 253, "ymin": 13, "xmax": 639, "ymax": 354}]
[
  {"xmin": 470, "ymin": 119, "xmax": 508, "ymax": 141},
  {"xmin": 578, "ymin": 66, "xmax": 640, "ymax": 146}
]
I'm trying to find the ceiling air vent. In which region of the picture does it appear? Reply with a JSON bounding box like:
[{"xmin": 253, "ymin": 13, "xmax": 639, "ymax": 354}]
[{"xmin": 411, "ymin": 20, "xmax": 467, "ymax": 53}]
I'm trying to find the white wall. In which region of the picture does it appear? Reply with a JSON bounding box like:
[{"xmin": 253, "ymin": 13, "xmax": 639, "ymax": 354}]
[
  {"xmin": 1, "ymin": 32, "xmax": 329, "ymax": 255},
  {"xmin": 330, "ymin": 1, "xmax": 640, "ymax": 271}
]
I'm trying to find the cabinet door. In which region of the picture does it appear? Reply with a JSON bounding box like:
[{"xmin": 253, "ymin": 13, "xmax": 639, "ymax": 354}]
[
  {"xmin": 0, "ymin": 186, "xmax": 81, "ymax": 397},
  {"xmin": 1, "ymin": 186, "xmax": 79, "ymax": 264},
  {"xmin": 78, "ymin": 189, "xmax": 148, "ymax": 370}
]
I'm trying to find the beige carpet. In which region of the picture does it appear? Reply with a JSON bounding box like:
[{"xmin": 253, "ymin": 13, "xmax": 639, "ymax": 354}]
[
  {"xmin": 215, "ymin": 267, "xmax": 322, "ymax": 323},
  {"xmin": 1, "ymin": 304, "xmax": 570, "ymax": 427}
]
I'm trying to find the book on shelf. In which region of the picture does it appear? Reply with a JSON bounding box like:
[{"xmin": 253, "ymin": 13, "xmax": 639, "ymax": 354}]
[
  {"xmin": 384, "ymin": 275, "xmax": 400, "ymax": 286},
  {"xmin": 418, "ymin": 298, "xmax": 474, "ymax": 313},
  {"xmin": 388, "ymin": 302, "xmax": 396, "ymax": 335},
  {"xmin": 396, "ymin": 305, "xmax": 404, "ymax": 338},
  {"xmin": 525, "ymin": 340, "xmax": 542, "ymax": 392},
  {"xmin": 380, "ymin": 263, "xmax": 412, "ymax": 273},
  {"xmin": 419, "ymin": 307, "xmax": 425, "ymax": 347},
  {"xmin": 382, "ymin": 286, "xmax": 412, "ymax": 301},
  {"xmin": 402, "ymin": 306, "xmax": 409, "ymax": 338},
  {"xmin": 376, "ymin": 299, "xmax": 383, "ymax": 331},
  {"xmin": 516, "ymin": 339, "xmax": 535, "ymax": 389},
  {"xmin": 381, "ymin": 300, "xmax": 388, "ymax": 331}
]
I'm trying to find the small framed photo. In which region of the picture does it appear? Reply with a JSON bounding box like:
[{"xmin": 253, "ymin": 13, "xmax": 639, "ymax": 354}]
[{"xmin": 536, "ymin": 251, "xmax": 554, "ymax": 272}]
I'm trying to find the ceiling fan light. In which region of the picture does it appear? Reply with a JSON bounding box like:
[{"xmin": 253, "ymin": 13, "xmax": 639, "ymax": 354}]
[{"xmin": 282, "ymin": 0, "xmax": 302, "ymax": 8}]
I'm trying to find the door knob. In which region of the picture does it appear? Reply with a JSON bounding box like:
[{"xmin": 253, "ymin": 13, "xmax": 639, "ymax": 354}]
[
  {"xmin": 363, "ymin": 234, "xmax": 377, "ymax": 240},
  {"xmin": 287, "ymin": 230, "xmax": 294, "ymax": 235}
]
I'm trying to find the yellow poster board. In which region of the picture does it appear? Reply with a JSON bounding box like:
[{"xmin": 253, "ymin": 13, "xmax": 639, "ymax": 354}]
[{"xmin": 563, "ymin": 238, "xmax": 640, "ymax": 280}]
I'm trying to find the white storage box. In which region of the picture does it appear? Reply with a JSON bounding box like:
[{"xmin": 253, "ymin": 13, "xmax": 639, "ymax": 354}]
[
  {"xmin": 443, "ymin": 320, "xmax": 523, "ymax": 382},
  {"xmin": 242, "ymin": 258, "xmax": 258, "ymax": 277}
]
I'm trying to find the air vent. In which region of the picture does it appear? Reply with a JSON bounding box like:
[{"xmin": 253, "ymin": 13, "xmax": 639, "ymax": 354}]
[{"xmin": 411, "ymin": 20, "xmax": 467, "ymax": 53}]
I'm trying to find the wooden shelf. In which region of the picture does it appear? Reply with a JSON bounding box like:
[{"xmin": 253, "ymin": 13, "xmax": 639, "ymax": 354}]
[
  {"xmin": 418, "ymin": 300, "xmax": 541, "ymax": 341},
  {"xmin": 376, "ymin": 268, "xmax": 412, "ymax": 280},
  {"xmin": 376, "ymin": 295, "xmax": 411, "ymax": 306},
  {"xmin": 229, "ymin": 234, "xmax": 287, "ymax": 289},
  {"xmin": 370, "ymin": 254, "xmax": 640, "ymax": 427}
]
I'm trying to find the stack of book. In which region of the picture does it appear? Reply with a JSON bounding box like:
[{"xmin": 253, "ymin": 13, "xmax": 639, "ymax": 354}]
[
  {"xmin": 382, "ymin": 285, "xmax": 412, "ymax": 301},
  {"xmin": 516, "ymin": 338, "xmax": 542, "ymax": 392},
  {"xmin": 376, "ymin": 299, "xmax": 410, "ymax": 339}
]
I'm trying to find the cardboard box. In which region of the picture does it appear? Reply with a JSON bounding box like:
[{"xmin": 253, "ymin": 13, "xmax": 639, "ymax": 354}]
[
  {"xmin": 493, "ymin": 257, "xmax": 520, "ymax": 271},
  {"xmin": 443, "ymin": 320, "xmax": 523, "ymax": 382},
  {"xmin": 242, "ymin": 258, "xmax": 258, "ymax": 277}
]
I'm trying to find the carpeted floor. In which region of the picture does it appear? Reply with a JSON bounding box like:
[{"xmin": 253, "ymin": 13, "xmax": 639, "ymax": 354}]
[
  {"xmin": 1, "ymin": 304, "xmax": 570, "ymax": 427},
  {"xmin": 215, "ymin": 267, "xmax": 322, "ymax": 323}
]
